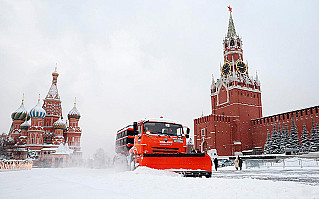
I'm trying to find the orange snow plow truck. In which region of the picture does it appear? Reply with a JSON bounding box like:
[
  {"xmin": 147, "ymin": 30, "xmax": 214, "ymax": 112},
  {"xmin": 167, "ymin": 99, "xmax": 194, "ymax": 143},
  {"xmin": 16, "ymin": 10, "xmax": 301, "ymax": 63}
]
[{"xmin": 115, "ymin": 119, "xmax": 212, "ymax": 177}]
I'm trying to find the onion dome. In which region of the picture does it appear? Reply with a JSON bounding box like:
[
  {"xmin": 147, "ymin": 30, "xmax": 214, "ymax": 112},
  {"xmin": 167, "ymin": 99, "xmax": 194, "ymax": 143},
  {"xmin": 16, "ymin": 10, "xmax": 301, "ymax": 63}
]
[
  {"xmin": 30, "ymin": 97, "xmax": 46, "ymax": 118},
  {"xmin": 20, "ymin": 120, "xmax": 31, "ymax": 130},
  {"xmin": 68, "ymin": 99, "xmax": 81, "ymax": 120},
  {"xmin": 11, "ymin": 103, "xmax": 29, "ymax": 121},
  {"xmin": 53, "ymin": 117, "xmax": 66, "ymax": 129}
]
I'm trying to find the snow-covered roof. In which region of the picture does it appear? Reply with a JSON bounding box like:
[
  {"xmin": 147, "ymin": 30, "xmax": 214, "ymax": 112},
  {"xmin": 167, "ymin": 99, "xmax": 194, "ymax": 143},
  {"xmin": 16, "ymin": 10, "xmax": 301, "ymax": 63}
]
[
  {"xmin": 30, "ymin": 101, "xmax": 46, "ymax": 118},
  {"xmin": 54, "ymin": 143, "xmax": 73, "ymax": 155},
  {"xmin": 46, "ymin": 84, "xmax": 60, "ymax": 100},
  {"xmin": 41, "ymin": 148, "xmax": 58, "ymax": 151},
  {"xmin": 20, "ymin": 120, "xmax": 30, "ymax": 130},
  {"xmin": 53, "ymin": 117, "xmax": 66, "ymax": 129},
  {"xmin": 145, "ymin": 118, "xmax": 183, "ymax": 125},
  {"xmin": 68, "ymin": 105, "xmax": 81, "ymax": 119},
  {"xmin": 11, "ymin": 103, "xmax": 28, "ymax": 120}
]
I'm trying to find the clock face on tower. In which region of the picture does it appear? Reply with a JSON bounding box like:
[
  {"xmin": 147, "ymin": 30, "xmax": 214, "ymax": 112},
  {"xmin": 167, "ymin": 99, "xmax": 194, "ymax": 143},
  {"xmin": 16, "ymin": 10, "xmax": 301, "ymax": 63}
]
[
  {"xmin": 221, "ymin": 62, "xmax": 231, "ymax": 77},
  {"xmin": 236, "ymin": 60, "xmax": 247, "ymax": 74}
]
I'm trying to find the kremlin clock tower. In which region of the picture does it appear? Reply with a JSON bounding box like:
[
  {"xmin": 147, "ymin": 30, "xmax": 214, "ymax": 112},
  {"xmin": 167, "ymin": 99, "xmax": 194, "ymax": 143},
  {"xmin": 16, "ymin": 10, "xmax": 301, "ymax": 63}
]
[
  {"xmin": 194, "ymin": 7, "xmax": 319, "ymax": 156},
  {"xmin": 194, "ymin": 7, "xmax": 262, "ymax": 155}
]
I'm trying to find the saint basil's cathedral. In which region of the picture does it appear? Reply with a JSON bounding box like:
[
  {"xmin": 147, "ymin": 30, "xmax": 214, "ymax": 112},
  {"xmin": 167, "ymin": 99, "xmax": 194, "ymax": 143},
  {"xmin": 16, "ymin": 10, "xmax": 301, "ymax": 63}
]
[
  {"xmin": 8, "ymin": 68, "xmax": 82, "ymax": 166},
  {"xmin": 194, "ymin": 7, "xmax": 319, "ymax": 156}
]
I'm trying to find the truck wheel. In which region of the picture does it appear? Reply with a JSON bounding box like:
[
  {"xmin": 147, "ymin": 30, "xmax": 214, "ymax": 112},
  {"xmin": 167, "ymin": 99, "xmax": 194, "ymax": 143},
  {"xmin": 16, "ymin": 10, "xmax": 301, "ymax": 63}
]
[{"xmin": 130, "ymin": 155, "xmax": 136, "ymax": 171}]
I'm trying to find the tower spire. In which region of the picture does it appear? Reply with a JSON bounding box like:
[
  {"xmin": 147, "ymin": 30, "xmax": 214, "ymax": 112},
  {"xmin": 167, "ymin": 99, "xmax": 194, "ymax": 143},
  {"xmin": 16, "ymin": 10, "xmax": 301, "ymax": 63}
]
[
  {"xmin": 227, "ymin": 6, "xmax": 237, "ymax": 38},
  {"xmin": 46, "ymin": 64, "xmax": 60, "ymax": 100},
  {"xmin": 54, "ymin": 63, "xmax": 58, "ymax": 73}
]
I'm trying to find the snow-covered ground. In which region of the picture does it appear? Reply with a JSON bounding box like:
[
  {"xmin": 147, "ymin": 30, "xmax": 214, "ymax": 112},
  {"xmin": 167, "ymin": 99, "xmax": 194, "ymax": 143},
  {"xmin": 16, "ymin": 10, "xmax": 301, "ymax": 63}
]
[{"xmin": 1, "ymin": 165, "xmax": 319, "ymax": 199}]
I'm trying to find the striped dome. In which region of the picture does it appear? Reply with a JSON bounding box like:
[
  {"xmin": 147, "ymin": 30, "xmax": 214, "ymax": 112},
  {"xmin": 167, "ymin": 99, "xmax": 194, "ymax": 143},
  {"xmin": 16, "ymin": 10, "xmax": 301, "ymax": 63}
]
[
  {"xmin": 53, "ymin": 117, "xmax": 66, "ymax": 129},
  {"xmin": 68, "ymin": 105, "xmax": 81, "ymax": 120},
  {"xmin": 20, "ymin": 120, "xmax": 31, "ymax": 130},
  {"xmin": 30, "ymin": 102, "xmax": 46, "ymax": 118},
  {"xmin": 11, "ymin": 103, "xmax": 29, "ymax": 121}
]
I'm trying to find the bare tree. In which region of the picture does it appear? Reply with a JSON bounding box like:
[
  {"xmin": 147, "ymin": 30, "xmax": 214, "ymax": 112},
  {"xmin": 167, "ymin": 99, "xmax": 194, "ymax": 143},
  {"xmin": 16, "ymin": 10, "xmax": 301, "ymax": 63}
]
[{"xmin": 0, "ymin": 133, "xmax": 15, "ymax": 159}]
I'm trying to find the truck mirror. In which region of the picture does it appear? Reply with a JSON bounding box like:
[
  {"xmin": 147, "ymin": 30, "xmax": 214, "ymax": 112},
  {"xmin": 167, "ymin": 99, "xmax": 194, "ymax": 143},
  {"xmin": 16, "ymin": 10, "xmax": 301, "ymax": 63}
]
[
  {"xmin": 186, "ymin": 128, "xmax": 190, "ymax": 138},
  {"xmin": 133, "ymin": 122, "xmax": 138, "ymax": 134}
]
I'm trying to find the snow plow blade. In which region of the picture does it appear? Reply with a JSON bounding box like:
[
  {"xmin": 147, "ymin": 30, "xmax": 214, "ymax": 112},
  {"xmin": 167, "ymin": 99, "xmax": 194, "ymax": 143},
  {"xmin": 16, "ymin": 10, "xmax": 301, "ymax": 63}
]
[{"xmin": 140, "ymin": 153, "xmax": 212, "ymax": 177}]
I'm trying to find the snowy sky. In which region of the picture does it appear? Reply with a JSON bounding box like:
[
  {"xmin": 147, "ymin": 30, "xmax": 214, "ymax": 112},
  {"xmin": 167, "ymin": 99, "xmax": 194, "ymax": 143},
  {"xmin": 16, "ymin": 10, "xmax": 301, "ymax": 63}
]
[{"xmin": 1, "ymin": 0, "xmax": 318, "ymax": 157}]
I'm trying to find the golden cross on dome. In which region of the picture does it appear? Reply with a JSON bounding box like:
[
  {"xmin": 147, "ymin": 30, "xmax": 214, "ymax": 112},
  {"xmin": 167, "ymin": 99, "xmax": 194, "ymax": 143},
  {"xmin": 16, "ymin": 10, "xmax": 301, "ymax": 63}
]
[
  {"xmin": 38, "ymin": 94, "xmax": 40, "ymax": 102},
  {"xmin": 55, "ymin": 63, "xmax": 58, "ymax": 72},
  {"xmin": 74, "ymin": 97, "xmax": 77, "ymax": 106},
  {"xmin": 22, "ymin": 93, "xmax": 24, "ymax": 104}
]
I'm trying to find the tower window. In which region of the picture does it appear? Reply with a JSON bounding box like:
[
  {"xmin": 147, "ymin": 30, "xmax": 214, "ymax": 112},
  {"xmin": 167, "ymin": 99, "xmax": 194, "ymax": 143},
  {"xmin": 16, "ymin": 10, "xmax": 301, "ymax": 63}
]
[
  {"xmin": 201, "ymin": 128, "xmax": 205, "ymax": 136},
  {"xmin": 230, "ymin": 39, "xmax": 234, "ymax": 46},
  {"xmin": 300, "ymin": 111, "xmax": 303, "ymax": 116},
  {"xmin": 287, "ymin": 114, "xmax": 289, "ymax": 119},
  {"xmin": 237, "ymin": 41, "xmax": 241, "ymax": 47}
]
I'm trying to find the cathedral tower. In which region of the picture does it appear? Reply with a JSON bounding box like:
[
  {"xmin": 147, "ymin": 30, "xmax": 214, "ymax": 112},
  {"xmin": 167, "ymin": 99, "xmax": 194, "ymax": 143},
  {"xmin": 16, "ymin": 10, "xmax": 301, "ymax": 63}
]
[
  {"xmin": 9, "ymin": 96, "xmax": 29, "ymax": 141},
  {"xmin": 66, "ymin": 99, "xmax": 82, "ymax": 152},
  {"xmin": 27, "ymin": 97, "xmax": 46, "ymax": 149},
  {"xmin": 43, "ymin": 67, "xmax": 62, "ymax": 144},
  {"xmin": 52, "ymin": 116, "xmax": 66, "ymax": 145}
]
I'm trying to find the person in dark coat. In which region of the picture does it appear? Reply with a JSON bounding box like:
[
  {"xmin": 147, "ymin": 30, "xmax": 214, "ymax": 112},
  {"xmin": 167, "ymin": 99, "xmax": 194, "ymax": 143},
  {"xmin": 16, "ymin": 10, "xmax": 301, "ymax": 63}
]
[
  {"xmin": 238, "ymin": 157, "xmax": 243, "ymax": 170},
  {"xmin": 213, "ymin": 158, "xmax": 218, "ymax": 171}
]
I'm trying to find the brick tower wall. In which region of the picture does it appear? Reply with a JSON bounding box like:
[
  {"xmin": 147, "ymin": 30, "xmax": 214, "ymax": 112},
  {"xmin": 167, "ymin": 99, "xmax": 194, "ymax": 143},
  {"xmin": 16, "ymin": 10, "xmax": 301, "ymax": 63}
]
[{"xmin": 194, "ymin": 114, "xmax": 233, "ymax": 155}]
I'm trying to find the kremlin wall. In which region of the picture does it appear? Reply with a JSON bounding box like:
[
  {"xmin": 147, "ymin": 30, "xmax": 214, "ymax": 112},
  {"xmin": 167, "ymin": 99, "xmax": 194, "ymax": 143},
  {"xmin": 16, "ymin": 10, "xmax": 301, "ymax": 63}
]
[{"xmin": 194, "ymin": 8, "xmax": 319, "ymax": 156}]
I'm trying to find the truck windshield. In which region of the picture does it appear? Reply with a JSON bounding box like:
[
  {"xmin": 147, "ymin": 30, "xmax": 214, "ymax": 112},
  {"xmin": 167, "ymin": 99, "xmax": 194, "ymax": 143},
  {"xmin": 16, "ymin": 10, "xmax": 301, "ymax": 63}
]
[{"xmin": 143, "ymin": 122, "xmax": 183, "ymax": 136}]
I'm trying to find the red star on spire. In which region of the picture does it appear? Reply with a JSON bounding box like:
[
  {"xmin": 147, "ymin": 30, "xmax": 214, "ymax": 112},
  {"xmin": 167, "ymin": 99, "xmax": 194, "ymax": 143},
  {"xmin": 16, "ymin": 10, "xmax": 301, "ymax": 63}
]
[{"xmin": 228, "ymin": 6, "xmax": 232, "ymax": 13}]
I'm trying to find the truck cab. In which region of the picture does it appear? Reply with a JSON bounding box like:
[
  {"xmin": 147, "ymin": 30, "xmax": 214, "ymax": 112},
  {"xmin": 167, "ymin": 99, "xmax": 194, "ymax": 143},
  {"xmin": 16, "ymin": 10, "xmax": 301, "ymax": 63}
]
[{"xmin": 129, "ymin": 120, "xmax": 190, "ymax": 167}]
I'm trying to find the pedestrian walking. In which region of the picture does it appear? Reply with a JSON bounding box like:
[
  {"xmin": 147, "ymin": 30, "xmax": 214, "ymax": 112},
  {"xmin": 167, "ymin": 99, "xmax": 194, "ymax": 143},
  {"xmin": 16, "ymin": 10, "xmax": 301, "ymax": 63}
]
[
  {"xmin": 234, "ymin": 156, "xmax": 239, "ymax": 170},
  {"xmin": 239, "ymin": 157, "xmax": 243, "ymax": 170},
  {"xmin": 213, "ymin": 158, "xmax": 218, "ymax": 171}
]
